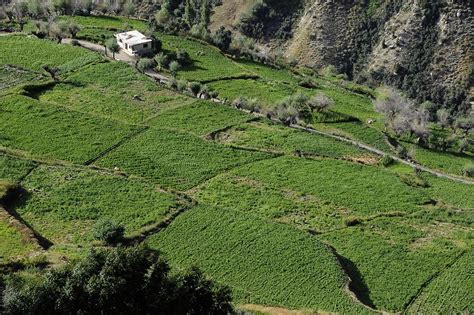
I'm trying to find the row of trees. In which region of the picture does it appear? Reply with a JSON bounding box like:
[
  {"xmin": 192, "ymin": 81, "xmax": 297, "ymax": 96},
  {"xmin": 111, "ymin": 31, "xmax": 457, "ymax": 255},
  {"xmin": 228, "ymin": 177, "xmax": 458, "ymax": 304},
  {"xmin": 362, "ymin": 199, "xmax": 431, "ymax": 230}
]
[
  {"xmin": 231, "ymin": 92, "xmax": 334, "ymax": 126},
  {"xmin": 375, "ymin": 87, "xmax": 473, "ymax": 153},
  {"xmin": 0, "ymin": 0, "xmax": 136, "ymax": 23},
  {"xmin": 1, "ymin": 245, "xmax": 233, "ymax": 314}
]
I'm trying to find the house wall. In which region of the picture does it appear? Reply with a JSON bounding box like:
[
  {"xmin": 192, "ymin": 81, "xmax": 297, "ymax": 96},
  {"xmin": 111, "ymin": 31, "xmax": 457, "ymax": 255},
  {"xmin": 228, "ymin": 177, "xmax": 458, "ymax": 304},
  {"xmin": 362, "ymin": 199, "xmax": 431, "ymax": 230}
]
[{"xmin": 131, "ymin": 42, "xmax": 152, "ymax": 55}]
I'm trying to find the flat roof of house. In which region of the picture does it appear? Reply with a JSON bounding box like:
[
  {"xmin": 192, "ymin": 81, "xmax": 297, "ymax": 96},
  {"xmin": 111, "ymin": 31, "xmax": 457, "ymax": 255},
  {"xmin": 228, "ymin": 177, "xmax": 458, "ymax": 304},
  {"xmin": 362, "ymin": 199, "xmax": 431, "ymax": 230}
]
[{"xmin": 116, "ymin": 30, "xmax": 152, "ymax": 46}]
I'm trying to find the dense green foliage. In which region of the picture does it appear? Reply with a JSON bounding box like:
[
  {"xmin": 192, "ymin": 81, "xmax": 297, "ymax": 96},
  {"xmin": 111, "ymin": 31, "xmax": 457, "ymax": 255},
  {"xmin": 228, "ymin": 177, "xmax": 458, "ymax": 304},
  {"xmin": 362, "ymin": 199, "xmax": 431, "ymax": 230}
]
[
  {"xmin": 96, "ymin": 128, "xmax": 271, "ymax": 190},
  {"xmin": 148, "ymin": 206, "xmax": 365, "ymax": 312},
  {"xmin": 0, "ymin": 95, "xmax": 139, "ymax": 163},
  {"xmin": 1, "ymin": 246, "xmax": 233, "ymax": 314}
]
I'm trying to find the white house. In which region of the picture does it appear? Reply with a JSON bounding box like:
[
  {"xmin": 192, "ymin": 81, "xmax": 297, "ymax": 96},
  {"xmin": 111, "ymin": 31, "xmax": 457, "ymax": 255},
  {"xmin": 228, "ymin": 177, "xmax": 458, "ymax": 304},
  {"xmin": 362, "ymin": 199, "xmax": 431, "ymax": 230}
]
[{"xmin": 115, "ymin": 30, "xmax": 153, "ymax": 56}]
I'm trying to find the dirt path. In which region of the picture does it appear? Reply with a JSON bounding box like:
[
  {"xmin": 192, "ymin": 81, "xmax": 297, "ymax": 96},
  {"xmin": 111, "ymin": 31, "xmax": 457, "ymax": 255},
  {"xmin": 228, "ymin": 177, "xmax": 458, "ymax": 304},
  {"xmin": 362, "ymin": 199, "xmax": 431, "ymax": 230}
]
[{"xmin": 62, "ymin": 38, "xmax": 136, "ymax": 64}]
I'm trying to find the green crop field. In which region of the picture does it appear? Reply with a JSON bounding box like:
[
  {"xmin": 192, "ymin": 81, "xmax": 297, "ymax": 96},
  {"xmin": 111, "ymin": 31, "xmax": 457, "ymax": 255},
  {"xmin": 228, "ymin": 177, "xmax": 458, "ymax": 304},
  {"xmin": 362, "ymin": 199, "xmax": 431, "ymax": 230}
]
[
  {"xmin": 0, "ymin": 65, "xmax": 45, "ymax": 91},
  {"xmin": 159, "ymin": 34, "xmax": 250, "ymax": 82},
  {"xmin": 408, "ymin": 144, "xmax": 474, "ymax": 177},
  {"xmin": 147, "ymin": 100, "xmax": 252, "ymax": 135},
  {"xmin": 320, "ymin": 216, "xmax": 469, "ymax": 312},
  {"xmin": 0, "ymin": 94, "xmax": 140, "ymax": 163},
  {"xmin": 0, "ymin": 220, "xmax": 38, "ymax": 264},
  {"xmin": 313, "ymin": 121, "xmax": 393, "ymax": 152},
  {"xmin": 0, "ymin": 22, "xmax": 472, "ymax": 314},
  {"xmin": 15, "ymin": 165, "xmax": 179, "ymax": 243},
  {"xmin": 96, "ymin": 128, "xmax": 272, "ymax": 190},
  {"xmin": 200, "ymin": 157, "xmax": 429, "ymax": 217},
  {"xmin": 0, "ymin": 155, "xmax": 36, "ymax": 182},
  {"xmin": 215, "ymin": 120, "xmax": 373, "ymax": 158},
  {"xmin": 147, "ymin": 206, "xmax": 367, "ymax": 313},
  {"xmin": 40, "ymin": 61, "xmax": 194, "ymax": 124},
  {"xmin": 407, "ymin": 250, "xmax": 474, "ymax": 314},
  {"xmin": 208, "ymin": 78, "xmax": 300, "ymax": 105},
  {"xmin": 0, "ymin": 35, "xmax": 94, "ymax": 71}
]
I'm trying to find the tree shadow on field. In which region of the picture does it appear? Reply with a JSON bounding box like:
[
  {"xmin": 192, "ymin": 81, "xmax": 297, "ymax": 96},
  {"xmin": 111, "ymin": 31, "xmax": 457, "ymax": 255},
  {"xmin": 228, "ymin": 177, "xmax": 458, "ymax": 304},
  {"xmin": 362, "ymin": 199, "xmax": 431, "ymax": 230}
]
[
  {"xmin": 1, "ymin": 185, "xmax": 53, "ymax": 250},
  {"xmin": 335, "ymin": 252, "xmax": 376, "ymax": 309}
]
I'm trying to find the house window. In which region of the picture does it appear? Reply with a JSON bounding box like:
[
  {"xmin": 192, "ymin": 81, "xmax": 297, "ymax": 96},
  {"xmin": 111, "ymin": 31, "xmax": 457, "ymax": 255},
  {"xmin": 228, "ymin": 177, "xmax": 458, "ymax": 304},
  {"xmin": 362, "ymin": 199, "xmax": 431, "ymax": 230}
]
[
  {"xmin": 143, "ymin": 44, "xmax": 148, "ymax": 48},
  {"xmin": 125, "ymin": 43, "xmax": 128, "ymax": 49}
]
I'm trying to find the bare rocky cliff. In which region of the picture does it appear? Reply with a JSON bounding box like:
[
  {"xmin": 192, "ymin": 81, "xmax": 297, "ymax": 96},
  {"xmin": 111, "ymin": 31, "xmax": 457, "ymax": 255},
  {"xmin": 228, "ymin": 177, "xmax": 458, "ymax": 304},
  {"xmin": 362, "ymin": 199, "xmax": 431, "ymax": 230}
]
[{"xmin": 211, "ymin": 0, "xmax": 473, "ymax": 111}]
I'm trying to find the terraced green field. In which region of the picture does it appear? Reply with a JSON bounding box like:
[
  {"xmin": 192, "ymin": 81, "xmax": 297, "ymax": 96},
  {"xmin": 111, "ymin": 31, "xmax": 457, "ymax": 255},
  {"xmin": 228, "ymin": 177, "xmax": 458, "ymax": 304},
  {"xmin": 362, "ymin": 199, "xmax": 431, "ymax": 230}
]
[
  {"xmin": 0, "ymin": 26, "xmax": 472, "ymax": 314},
  {"xmin": 0, "ymin": 65, "xmax": 45, "ymax": 91},
  {"xmin": 408, "ymin": 144, "xmax": 474, "ymax": 177},
  {"xmin": 40, "ymin": 62, "xmax": 194, "ymax": 123},
  {"xmin": 0, "ymin": 94, "xmax": 140, "ymax": 163},
  {"xmin": 147, "ymin": 100, "xmax": 252, "ymax": 135},
  {"xmin": 147, "ymin": 206, "xmax": 367, "ymax": 313},
  {"xmin": 320, "ymin": 217, "xmax": 468, "ymax": 311},
  {"xmin": 215, "ymin": 120, "xmax": 373, "ymax": 158},
  {"xmin": 0, "ymin": 155, "xmax": 35, "ymax": 182},
  {"xmin": 0, "ymin": 220, "xmax": 38, "ymax": 263},
  {"xmin": 15, "ymin": 166, "xmax": 179, "ymax": 243},
  {"xmin": 407, "ymin": 250, "xmax": 474, "ymax": 314},
  {"xmin": 96, "ymin": 128, "xmax": 272, "ymax": 190},
  {"xmin": 0, "ymin": 35, "xmax": 94, "ymax": 71}
]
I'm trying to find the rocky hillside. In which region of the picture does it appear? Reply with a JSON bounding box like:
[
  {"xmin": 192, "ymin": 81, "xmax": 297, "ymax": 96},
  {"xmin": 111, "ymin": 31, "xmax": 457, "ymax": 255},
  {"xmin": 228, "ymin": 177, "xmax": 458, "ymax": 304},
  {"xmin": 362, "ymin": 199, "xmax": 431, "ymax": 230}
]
[{"xmin": 210, "ymin": 0, "xmax": 473, "ymax": 112}]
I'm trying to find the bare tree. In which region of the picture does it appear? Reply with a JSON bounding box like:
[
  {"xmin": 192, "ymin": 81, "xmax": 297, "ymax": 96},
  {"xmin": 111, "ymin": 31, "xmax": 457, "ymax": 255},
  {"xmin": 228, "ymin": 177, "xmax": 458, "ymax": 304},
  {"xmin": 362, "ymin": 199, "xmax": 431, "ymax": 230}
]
[
  {"xmin": 12, "ymin": 0, "xmax": 28, "ymax": 31},
  {"xmin": 49, "ymin": 21, "xmax": 68, "ymax": 43},
  {"xmin": 436, "ymin": 108, "xmax": 450, "ymax": 129},
  {"xmin": 308, "ymin": 93, "xmax": 334, "ymax": 113},
  {"xmin": 375, "ymin": 87, "xmax": 414, "ymax": 131}
]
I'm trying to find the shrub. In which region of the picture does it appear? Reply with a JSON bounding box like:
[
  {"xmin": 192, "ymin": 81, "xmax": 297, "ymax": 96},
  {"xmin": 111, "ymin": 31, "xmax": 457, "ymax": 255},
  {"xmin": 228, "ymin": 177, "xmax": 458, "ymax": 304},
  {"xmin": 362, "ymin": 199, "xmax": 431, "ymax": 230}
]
[
  {"xmin": 396, "ymin": 146, "xmax": 408, "ymax": 159},
  {"xmin": 344, "ymin": 216, "xmax": 361, "ymax": 227},
  {"xmin": 167, "ymin": 77, "xmax": 178, "ymax": 89},
  {"xmin": 298, "ymin": 77, "xmax": 317, "ymax": 88},
  {"xmin": 188, "ymin": 81, "xmax": 202, "ymax": 96},
  {"xmin": 137, "ymin": 58, "xmax": 156, "ymax": 73},
  {"xmin": 169, "ymin": 61, "xmax": 180, "ymax": 77},
  {"xmin": 93, "ymin": 219, "xmax": 125, "ymax": 245},
  {"xmin": 177, "ymin": 79, "xmax": 188, "ymax": 92},
  {"xmin": 379, "ymin": 155, "xmax": 394, "ymax": 167},
  {"xmin": 176, "ymin": 49, "xmax": 192, "ymax": 66},
  {"xmin": 462, "ymin": 164, "xmax": 474, "ymax": 177},
  {"xmin": 308, "ymin": 93, "xmax": 334, "ymax": 113},
  {"xmin": 399, "ymin": 174, "xmax": 429, "ymax": 188}
]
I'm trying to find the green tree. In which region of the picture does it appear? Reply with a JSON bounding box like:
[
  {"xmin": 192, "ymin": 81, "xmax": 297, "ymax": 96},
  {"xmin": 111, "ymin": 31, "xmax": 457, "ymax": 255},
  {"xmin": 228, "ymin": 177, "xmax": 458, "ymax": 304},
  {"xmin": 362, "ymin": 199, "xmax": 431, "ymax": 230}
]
[
  {"xmin": 137, "ymin": 58, "xmax": 156, "ymax": 73},
  {"xmin": 106, "ymin": 38, "xmax": 120, "ymax": 59},
  {"xmin": 213, "ymin": 27, "xmax": 232, "ymax": 51},
  {"xmin": 169, "ymin": 60, "xmax": 180, "ymax": 77},
  {"xmin": 93, "ymin": 219, "xmax": 124, "ymax": 245},
  {"xmin": 2, "ymin": 246, "xmax": 233, "ymax": 314}
]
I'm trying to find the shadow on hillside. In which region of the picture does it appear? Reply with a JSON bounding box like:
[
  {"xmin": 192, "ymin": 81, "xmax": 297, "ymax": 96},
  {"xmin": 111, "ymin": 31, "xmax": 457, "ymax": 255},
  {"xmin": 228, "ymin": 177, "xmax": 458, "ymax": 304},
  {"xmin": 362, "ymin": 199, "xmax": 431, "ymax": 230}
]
[
  {"xmin": 1, "ymin": 186, "xmax": 53, "ymax": 250},
  {"xmin": 334, "ymin": 251, "xmax": 376, "ymax": 309},
  {"xmin": 21, "ymin": 81, "xmax": 86, "ymax": 100}
]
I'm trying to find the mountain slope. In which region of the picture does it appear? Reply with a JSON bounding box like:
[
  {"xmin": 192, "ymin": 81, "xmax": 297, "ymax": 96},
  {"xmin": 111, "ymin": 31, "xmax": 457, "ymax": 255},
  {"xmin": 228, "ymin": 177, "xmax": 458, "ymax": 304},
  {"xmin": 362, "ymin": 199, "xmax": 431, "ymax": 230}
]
[{"xmin": 211, "ymin": 0, "xmax": 473, "ymax": 112}]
